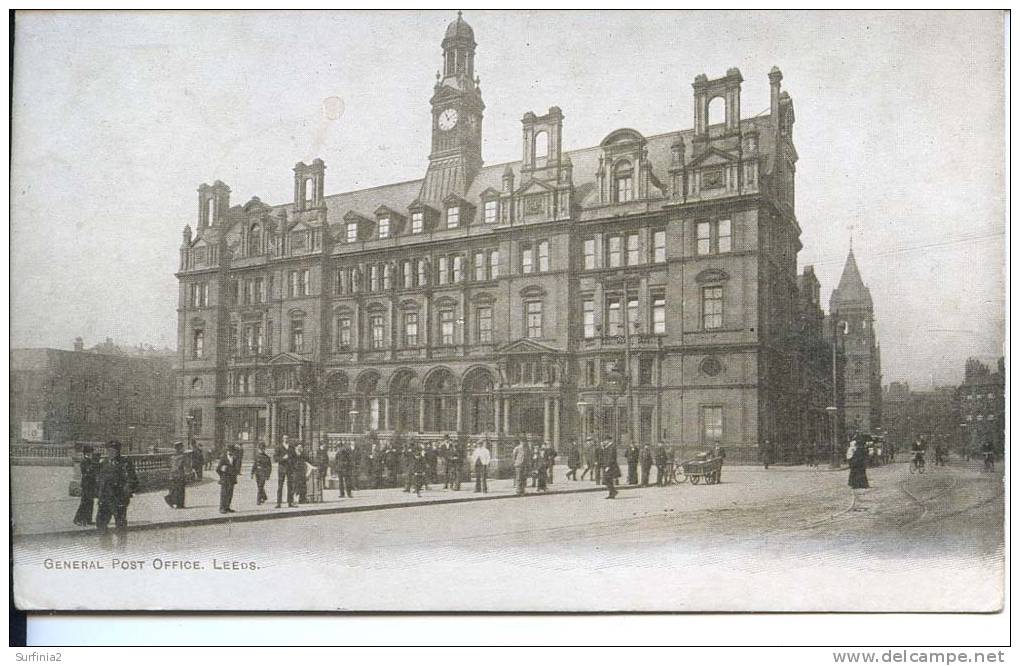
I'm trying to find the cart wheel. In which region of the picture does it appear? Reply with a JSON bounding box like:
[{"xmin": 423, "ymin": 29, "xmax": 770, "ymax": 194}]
[
  {"xmin": 676, "ymin": 473, "xmax": 689, "ymax": 484},
  {"xmin": 691, "ymin": 475, "xmax": 701, "ymax": 485}
]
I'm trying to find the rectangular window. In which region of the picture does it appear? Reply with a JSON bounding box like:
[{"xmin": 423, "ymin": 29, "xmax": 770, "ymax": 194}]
[
  {"xmin": 653, "ymin": 229, "xmax": 666, "ymax": 263},
  {"xmin": 230, "ymin": 279, "xmax": 240, "ymax": 305},
  {"xmin": 538, "ymin": 240, "xmax": 550, "ymax": 272},
  {"xmin": 477, "ymin": 307, "xmax": 492, "ymax": 343},
  {"xmin": 703, "ymin": 286, "xmax": 723, "ymax": 330},
  {"xmin": 417, "ymin": 259, "xmax": 428, "ymax": 286},
  {"xmin": 718, "ymin": 219, "xmax": 732, "ymax": 253},
  {"xmin": 525, "ymin": 301, "xmax": 543, "ymax": 339},
  {"xmin": 337, "ymin": 318, "xmax": 352, "ymax": 349},
  {"xmin": 447, "ymin": 206, "xmax": 459, "ymax": 228},
  {"xmin": 608, "ymin": 236, "xmax": 622, "ymax": 268},
  {"xmin": 489, "ymin": 250, "xmax": 500, "ymax": 279},
  {"xmin": 607, "ymin": 297, "xmax": 622, "ymax": 336},
  {"xmin": 452, "ymin": 255, "xmax": 464, "ymax": 283},
  {"xmin": 438, "ymin": 256, "xmax": 449, "ymax": 285},
  {"xmin": 255, "ymin": 277, "xmax": 265, "ymax": 303},
  {"xmin": 301, "ymin": 269, "xmax": 310, "ymax": 296},
  {"xmin": 229, "ymin": 326, "xmax": 238, "ymax": 357},
  {"xmin": 440, "ymin": 309, "xmax": 456, "ymax": 345},
  {"xmin": 378, "ymin": 218, "xmax": 390, "ymax": 239},
  {"xmin": 404, "ymin": 312, "xmax": 418, "ymax": 347},
  {"xmin": 411, "ymin": 212, "xmax": 424, "ymax": 234},
  {"xmin": 652, "ymin": 293, "xmax": 666, "ymax": 334},
  {"xmin": 696, "ymin": 222, "xmax": 711, "ymax": 255},
  {"xmin": 369, "ymin": 265, "xmax": 380, "ymax": 292},
  {"xmin": 402, "ymin": 260, "xmax": 413, "ymax": 288},
  {"xmin": 626, "ymin": 233, "xmax": 640, "ymax": 266},
  {"xmin": 585, "ymin": 360, "xmax": 596, "ymax": 387},
  {"xmin": 334, "ymin": 268, "xmax": 345, "ymax": 295},
  {"xmin": 255, "ymin": 324, "xmax": 264, "ymax": 355},
  {"xmin": 244, "ymin": 280, "xmax": 254, "ymax": 306},
  {"xmin": 346, "ymin": 223, "xmax": 358, "ymax": 243},
  {"xmin": 290, "ymin": 320, "xmax": 304, "ymax": 352},
  {"xmin": 702, "ymin": 406, "xmax": 723, "ymax": 442},
  {"xmin": 192, "ymin": 329, "xmax": 204, "ymax": 359},
  {"xmin": 484, "ymin": 200, "xmax": 498, "ymax": 224},
  {"xmin": 382, "ymin": 264, "xmax": 392, "ymax": 290},
  {"xmin": 474, "ymin": 251, "xmax": 486, "ymax": 281},
  {"xmin": 639, "ymin": 358, "xmax": 654, "ymax": 386},
  {"xmin": 617, "ymin": 175, "xmax": 633, "ymax": 203},
  {"xmin": 370, "ymin": 315, "xmax": 385, "ymax": 349},
  {"xmin": 288, "ymin": 271, "xmax": 297, "ymax": 297},
  {"xmin": 627, "ymin": 295, "xmax": 639, "ymax": 334},
  {"xmin": 584, "ymin": 238, "xmax": 596, "ymax": 270},
  {"xmin": 582, "ymin": 299, "xmax": 595, "ymax": 339},
  {"xmin": 521, "ymin": 243, "xmax": 534, "ymax": 274}
]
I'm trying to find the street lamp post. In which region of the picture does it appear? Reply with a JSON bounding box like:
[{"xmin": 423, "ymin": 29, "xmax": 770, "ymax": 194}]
[
  {"xmin": 826, "ymin": 405, "xmax": 839, "ymax": 468},
  {"xmin": 185, "ymin": 414, "xmax": 195, "ymax": 450}
]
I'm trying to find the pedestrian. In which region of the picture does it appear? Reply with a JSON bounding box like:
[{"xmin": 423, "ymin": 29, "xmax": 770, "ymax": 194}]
[
  {"xmin": 164, "ymin": 441, "xmax": 190, "ymax": 509},
  {"xmin": 251, "ymin": 442, "xmax": 272, "ymax": 505},
  {"xmin": 472, "ymin": 439, "xmax": 491, "ymax": 493},
  {"xmin": 190, "ymin": 440, "xmax": 204, "ymax": 481},
  {"xmin": 535, "ymin": 442, "xmax": 549, "ymax": 492},
  {"xmin": 625, "ymin": 440, "xmax": 640, "ymax": 486},
  {"xmin": 712, "ymin": 444, "xmax": 726, "ymax": 483},
  {"xmin": 217, "ymin": 443, "xmax": 242, "ymax": 513},
  {"xmin": 413, "ymin": 444, "xmax": 428, "ymax": 497},
  {"xmin": 402, "ymin": 442, "xmax": 416, "ymax": 493},
  {"xmin": 565, "ymin": 440, "xmax": 580, "ymax": 481},
  {"xmin": 530, "ymin": 440, "xmax": 542, "ymax": 488},
  {"xmin": 847, "ymin": 436, "xmax": 870, "ymax": 489},
  {"xmin": 545, "ymin": 442, "xmax": 557, "ymax": 485},
  {"xmin": 95, "ymin": 441, "xmax": 138, "ymax": 542},
  {"xmin": 386, "ymin": 444, "xmax": 400, "ymax": 486},
  {"xmin": 639, "ymin": 441, "xmax": 653, "ymax": 487},
  {"xmin": 291, "ymin": 442, "xmax": 310, "ymax": 503},
  {"xmin": 593, "ymin": 439, "xmax": 603, "ymax": 485},
  {"xmin": 274, "ymin": 436, "xmax": 294, "ymax": 508},
  {"xmin": 426, "ymin": 443, "xmax": 439, "ymax": 485},
  {"xmin": 448, "ymin": 437, "xmax": 463, "ymax": 491},
  {"xmin": 512, "ymin": 438, "xmax": 529, "ymax": 496},
  {"xmin": 603, "ymin": 440, "xmax": 620, "ymax": 499},
  {"xmin": 654, "ymin": 441, "xmax": 668, "ymax": 486},
  {"xmin": 762, "ymin": 439, "xmax": 772, "ymax": 469},
  {"xmin": 73, "ymin": 445, "xmax": 99, "ymax": 526},
  {"xmin": 316, "ymin": 444, "xmax": 330, "ymax": 489},
  {"xmin": 580, "ymin": 437, "xmax": 595, "ymax": 480},
  {"xmin": 335, "ymin": 441, "xmax": 355, "ymax": 498}
]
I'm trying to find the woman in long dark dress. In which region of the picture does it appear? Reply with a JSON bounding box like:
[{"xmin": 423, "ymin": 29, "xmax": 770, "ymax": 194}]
[{"xmin": 847, "ymin": 438, "xmax": 870, "ymax": 489}]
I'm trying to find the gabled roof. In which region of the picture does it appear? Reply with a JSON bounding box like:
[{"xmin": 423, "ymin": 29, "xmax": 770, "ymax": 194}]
[{"xmin": 496, "ymin": 339, "xmax": 563, "ymax": 355}]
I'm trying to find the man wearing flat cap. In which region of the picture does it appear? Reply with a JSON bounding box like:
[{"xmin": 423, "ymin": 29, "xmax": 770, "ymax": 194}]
[{"xmin": 95, "ymin": 440, "xmax": 138, "ymax": 539}]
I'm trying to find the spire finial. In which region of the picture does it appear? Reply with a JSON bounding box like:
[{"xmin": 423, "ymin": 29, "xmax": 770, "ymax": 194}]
[
  {"xmin": 849, "ymin": 223, "xmax": 855, "ymax": 252},
  {"xmin": 457, "ymin": 10, "xmax": 463, "ymax": 20}
]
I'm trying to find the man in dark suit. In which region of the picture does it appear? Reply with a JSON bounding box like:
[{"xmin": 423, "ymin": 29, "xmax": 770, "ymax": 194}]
[
  {"xmin": 73, "ymin": 445, "xmax": 99, "ymax": 526},
  {"xmin": 625, "ymin": 441, "xmax": 641, "ymax": 486},
  {"xmin": 95, "ymin": 440, "xmax": 138, "ymax": 541},
  {"xmin": 291, "ymin": 442, "xmax": 310, "ymax": 503},
  {"xmin": 654, "ymin": 442, "xmax": 668, "ymax": 486},
  {"xmin": 274, "ymin": 435, "xmax": 292, "ymax": 508},
  {"xmin": 164, "ymin": 441, "xmax": 190, "ymax": 509},
  {"xmin": 335, "ymin": 441, "xmax": 355, "ymax": 498},
  {"xmin": 217, "ymin": 444, "xmax": 242, "ymax": 513},
  {"xmin": 603, "ymin": 440, "xmax": 620, "ymax": 499},
  {"xmin": 448, "ymin": 438, "xmax": 464, "ymax": 491},
  {"xmin": 639, "ymin": 442, "xmax": 654, "ymax": 487},
  {"xmin": 251, "ymin": 442, "xmax": 272, "ymax": 505}
]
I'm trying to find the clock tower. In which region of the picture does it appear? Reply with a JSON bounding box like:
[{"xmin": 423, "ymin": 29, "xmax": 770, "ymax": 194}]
[{"xmin": 420, "ymin": 12, "xmax": 485, "ymax": 203}]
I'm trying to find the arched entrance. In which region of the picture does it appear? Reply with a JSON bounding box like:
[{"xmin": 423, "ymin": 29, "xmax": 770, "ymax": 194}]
[
  {"xmin": 423, "ymin": 368, "xmax": 458, "ymax": 432},
  {"xmin": 463, "ymin": 367, "xmax": 495, "ymax": 434}
]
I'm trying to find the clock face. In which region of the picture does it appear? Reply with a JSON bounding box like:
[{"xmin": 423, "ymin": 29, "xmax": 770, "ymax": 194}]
[{"xmin": 438, "ymin": 108, "xmax": 459, "ymax": 131}]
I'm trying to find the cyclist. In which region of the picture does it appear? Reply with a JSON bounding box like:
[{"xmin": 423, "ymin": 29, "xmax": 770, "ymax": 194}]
[{"xmin": 980, "ymin": 440, "xmax": 995, "ymax": 473}]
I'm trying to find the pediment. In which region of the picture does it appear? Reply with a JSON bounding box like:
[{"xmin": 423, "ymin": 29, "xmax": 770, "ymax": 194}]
[
  {"xmin": 515, "ymin": 178, "xmax": 556, "ymax": 196},
  {"xmin": 267, "ymin": 352, "xmax": 308, "ymax": 365},
  {"xmin": 688, "ymin": 147, "xmax": 738, "ymax": 168},
  {"xmin": 478, "ymin": 187, "xmax": 502, "ymax": 199},
  {"xmin": 600, "ymin": 127, "xmax": 646, "ymax": 148},
  {"xmin": 343, "ymin": 210, "xmax": 374, "ymax": 225},
  {"xmin": 695, "ymin": 268, "xmax": 730, "ymax": 284},
  {"xmin": 496, "ymin": 339, "xmax": 561, "ymax": 355}
]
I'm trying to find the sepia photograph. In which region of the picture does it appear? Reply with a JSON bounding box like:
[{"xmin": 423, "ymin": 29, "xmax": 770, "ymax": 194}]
[{"xmin": 9, "ymin": 9, "xmax": 1006, "ymax": 614}]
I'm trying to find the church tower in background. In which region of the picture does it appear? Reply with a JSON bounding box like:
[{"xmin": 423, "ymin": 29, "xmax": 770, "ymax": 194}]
[{"xmin": 830, "ymin": 247, "xmax": 883, "ymax": 435}]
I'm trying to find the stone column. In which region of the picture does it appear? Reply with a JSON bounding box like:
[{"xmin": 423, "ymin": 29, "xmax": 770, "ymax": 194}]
[
  {"xmin": 553, "ymin": 397, "xmax": 561, "ymax": 449},
  {"xmin": 298, "ymin": 401, "xmax": 305, "ymax": 442},
  {"xmin": 383, "ymin": 397, "xmax": 391, "ymax": 431},
  {"xmin": 494, "ymin": 395, "xmax": 502, "ymax": 436},
  {"xmin": 503, "ymin": 397, "xmax": 511, "ymax": 435},
  {"xmin": 419, "ymin": 396, "xmax": 426, "ymax": 433},
  {"xmin": 543, "ymin": 397, "xmax": 551, "ymax": 443},
  {"xmin": 456, "ymin": 395, "xmax": 464, "ymax": 433}
]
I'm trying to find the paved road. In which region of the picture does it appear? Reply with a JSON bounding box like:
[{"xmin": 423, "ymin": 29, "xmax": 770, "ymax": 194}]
[{"xmin": 13, "ymin": 460, "xmax": 1003, "ymax": 612}]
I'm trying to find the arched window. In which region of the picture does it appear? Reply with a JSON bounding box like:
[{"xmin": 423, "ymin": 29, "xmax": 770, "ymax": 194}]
[
  {"xmin": 354, "ymin": 372, "xmax": 383, "ymax": 433},
  {"xmin": 534, "ymin": 130, "xmax": 549, "ymax": 164},
  {"xmin": 613, "ymin": 160, "xmax": 634, "ymax": 203},
  {"xmin": 390, "ymin": 370, "xmax": 419, "ymax": 433},
  {"xmin": 248, "ymin": 224, "xmax": 262, "ymax": 256},
  {"xmin": 707, "ymin": 96, "xmax": 726, "ymax": 128},
  {"xmin": 424, "ymin": 369, "xmax": 458, "ymax": 432},
  {"xmin": 326, "ymin": 372, "xmax": 351, "ymax": 433},
  {"xmin": 463, "ymin": 368, "xmax": 495, "ymax": 434}
]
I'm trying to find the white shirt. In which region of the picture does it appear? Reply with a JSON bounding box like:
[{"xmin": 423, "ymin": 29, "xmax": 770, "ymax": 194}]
[{"xmin": 472, "ymin": 447, "xmax": 491, "ymax": 466}]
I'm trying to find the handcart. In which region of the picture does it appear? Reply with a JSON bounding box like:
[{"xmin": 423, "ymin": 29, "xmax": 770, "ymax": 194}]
[{"xmin": 681, "ymin": 456, "xmax": 723, "ymax": 485}]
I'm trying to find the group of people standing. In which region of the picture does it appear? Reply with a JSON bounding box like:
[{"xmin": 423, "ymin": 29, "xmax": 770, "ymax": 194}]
[{"xmin": 72, "ymin": 440, "xmax": 139, "ymax": 543}]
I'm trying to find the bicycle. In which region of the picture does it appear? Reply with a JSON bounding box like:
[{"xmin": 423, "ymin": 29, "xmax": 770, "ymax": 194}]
[
  {"xmin": 982, "ymin": 452, "xmax": 995, "ymax": 473},
  {"xmin": 909, "ymin": 452, "xmax": 926, "ymax": 475}
]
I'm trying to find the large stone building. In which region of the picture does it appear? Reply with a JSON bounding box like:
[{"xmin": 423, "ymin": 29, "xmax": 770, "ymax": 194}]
[
  {"xmin": 882, "ymin": 381, "xmax": 957, "ymax": 452},
  {"xmin": 829, "ymin": 247, "xmax": 882, "ymax": 435},
  {"xmin": 10, "ymin": 339, "xmax": 176, "ymax": 450},
  {"xmin": 956, "ymin": 357, "xmax": 1005, "ymax": 456},
  {"xmin": 176, "ymin": 14, "xmax": 821, "ymax": 462}
]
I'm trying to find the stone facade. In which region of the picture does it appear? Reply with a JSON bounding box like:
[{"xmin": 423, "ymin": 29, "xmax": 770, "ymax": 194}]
[
  {"xmin": 10, "ymin": 343, "xmax": 175, "ymax": 450},
  {"xmin": 175, "ymin": 15, "xmax": 830, "ymax": 463}
]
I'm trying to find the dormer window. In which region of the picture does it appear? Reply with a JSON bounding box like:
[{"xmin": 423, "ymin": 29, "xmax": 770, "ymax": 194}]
[
  {"xmin": 484, "ymin": 200, "xmax": 498, "ymax": 224},
  {"xmin": 447, "ymin": 206, "xmax": 460, "ymax": 229},
  {"xmin": 614, "ymin": 160, "xmax": 634, "ymax": 203},
  {"xmin": 378, "ymin": 218, "xmax": 390, "ymax": 239},
  {"xmin": 412, "ymin": 212, "xmax": 424, "ymax": 234},
  {"xmin": 346, "ymin": 222, "xmax": 358, "ymax": 243}
]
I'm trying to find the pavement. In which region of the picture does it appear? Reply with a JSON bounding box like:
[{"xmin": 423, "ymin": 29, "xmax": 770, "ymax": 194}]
[{"xmin": 12, "ymin": 460, "xmax": 849, "ymax": 538}]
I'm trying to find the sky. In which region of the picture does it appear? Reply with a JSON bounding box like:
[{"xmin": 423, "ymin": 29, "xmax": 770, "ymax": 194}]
[{"xmin": 10, "ymin": 10, "xmax": 1006, "ymax": 387}]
